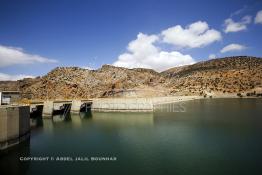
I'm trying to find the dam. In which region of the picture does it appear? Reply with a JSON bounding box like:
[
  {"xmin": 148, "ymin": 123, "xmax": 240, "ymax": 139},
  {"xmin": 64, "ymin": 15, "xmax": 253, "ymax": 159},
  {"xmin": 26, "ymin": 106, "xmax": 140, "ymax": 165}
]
[
  {"xmin": 29, "ymin": 96, "xmax": 199, "ymax": 117},
  {"xmin": 0, "ymin": 105, "xmax": 30, "ymax": 151},
  {"xmin": 0, "ymin": 96, "xmax": 199, "ymax": 151},
  {"xmin": 30, "ymin": 99, "xmax": 93, "ymax": 118}
]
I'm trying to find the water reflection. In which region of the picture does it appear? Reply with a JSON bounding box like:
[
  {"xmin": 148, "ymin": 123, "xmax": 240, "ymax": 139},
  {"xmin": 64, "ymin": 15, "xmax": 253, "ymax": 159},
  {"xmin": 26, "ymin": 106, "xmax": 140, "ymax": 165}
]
[
  {"xmin": 39, "ymin": 111, "xmax": 154, "ymax": 130},
  {"xmin": 41, "ymin": 118, "xmax": 54, "ymax": 133},
  {"xmin": 30, "ymin": 116, "xmax": 43, "ymax": 128},
  {"xmin": 154, "ymin": 99, "xmax": 262, "ymax": 132},
  {"xmin": 52, "ymin": 114, "xmax": 71, "ymax": 123},
  {"xmin": 0, "ymin": 140, "xmax": 30, "ymax": 175},
  {"xmin": 92, "ymin": 112, "xmax": 154, "ymax": 127},
  {"xmin": 79, "ymin": 111, "xmax": 92, "ymax": 119},
  {"xmin": 71, "ymin": 114, "xmax": 82, "ymax": 128}
]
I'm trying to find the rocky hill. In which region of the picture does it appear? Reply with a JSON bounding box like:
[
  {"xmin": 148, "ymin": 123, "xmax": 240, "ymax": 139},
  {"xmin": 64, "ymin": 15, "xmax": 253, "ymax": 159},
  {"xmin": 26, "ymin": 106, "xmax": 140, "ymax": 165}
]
[
  {"xmin": 0, "ymin": 81, "xmax": 19, "ymax": 91},
  {"xmin": 16, "ymin": 65, "xmax": 169, "ymax": 100},
  {"xmin": 0, "ymin": 56, "xmax": 261, "ymax": 100},
  {"xmin": 165, "ymin": 56, "xmax": 262, "ymax": 95}
]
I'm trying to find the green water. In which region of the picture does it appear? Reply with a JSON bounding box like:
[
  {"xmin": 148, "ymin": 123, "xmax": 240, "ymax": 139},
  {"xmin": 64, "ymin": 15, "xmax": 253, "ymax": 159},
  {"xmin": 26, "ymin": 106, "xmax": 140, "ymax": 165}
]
[{"xmin": 1, "ymin": 98, "xmax": 262, "ymax": 175}]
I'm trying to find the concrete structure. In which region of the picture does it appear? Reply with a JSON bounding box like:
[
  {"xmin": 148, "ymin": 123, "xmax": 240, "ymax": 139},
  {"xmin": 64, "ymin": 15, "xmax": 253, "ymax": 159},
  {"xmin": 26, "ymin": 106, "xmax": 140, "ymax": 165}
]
[
  {"xmin": 36, "ymin": 99, "xmax": 93, "ymax": 118},
  {"xmin": 30, "ymin": 102, "xmax": 44, "ymax": 118},
  {"xmin": 92, "ymin": 98, "xmax": 153, "ymax": 112},
  {"xmin": 0, "ymin": 91, "xmax": 20, "ymax": 105},
  {"xmin": 92, "ymin": 96, "xmax": 200, "ymax": 112},
  {"xmin": 42, "ymin": 101, "xmax": 55, "ymax": 118},
  {"xmin": 0, "ymin": 105, "xmax": 30, "ymax": 150},
  {"xmin": 71, "ymin": 100, "xmax": 82, "ymax": 114},
  {"xmin": 28, "ymin": 96, "xmax": 200, "ymax": 117}
]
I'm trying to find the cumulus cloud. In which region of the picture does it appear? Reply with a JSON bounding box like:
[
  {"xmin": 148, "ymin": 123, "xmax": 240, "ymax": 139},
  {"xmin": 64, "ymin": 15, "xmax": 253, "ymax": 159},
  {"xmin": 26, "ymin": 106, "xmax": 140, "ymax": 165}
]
[
  {"xmin": 255, "ymin": 10, "xmax": 262, "ymax": 24},
  {"xmin": 224, "ymin": 15, "xmax": 252, "ymax": 33},
  {"xmin": 0, "ymin": 72, "xmax": 35, "ymax": 81},
  {"xmin": 220, "ymin": 43, "xmax": 247, "ymax": 53},
  {"xmin": 208, "ymin": 54, "xmax": 216, "ymax": 59},
  {"xmin": 113, "ymin": 33, "xmax": 195, "ymax": 72},
  {"xmin": 161, "ymin": 21, "xmax": 221, "ymax": 48},
  {"xmin": 0, "ymin": 45, "xmax": 58, "ymax": 67}
]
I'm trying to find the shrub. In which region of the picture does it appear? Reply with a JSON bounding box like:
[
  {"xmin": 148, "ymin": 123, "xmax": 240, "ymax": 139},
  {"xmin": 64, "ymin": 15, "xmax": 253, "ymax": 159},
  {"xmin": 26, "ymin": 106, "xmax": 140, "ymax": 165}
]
[{"xmin": 237, "ymin": 93, "xmax": 243, "ymax": 97}]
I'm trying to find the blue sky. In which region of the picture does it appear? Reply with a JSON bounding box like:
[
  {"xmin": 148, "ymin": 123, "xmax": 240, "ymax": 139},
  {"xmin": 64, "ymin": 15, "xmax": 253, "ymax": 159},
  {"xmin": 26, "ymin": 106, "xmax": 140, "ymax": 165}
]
[{"xmin": 0, "ymin": 0, "xmax": 262, "ymax": 80}]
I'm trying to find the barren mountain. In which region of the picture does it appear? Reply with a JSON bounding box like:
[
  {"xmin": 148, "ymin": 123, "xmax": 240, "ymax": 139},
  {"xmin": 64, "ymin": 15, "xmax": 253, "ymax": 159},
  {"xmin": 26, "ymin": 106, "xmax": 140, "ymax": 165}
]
[
  {"xmin": 0, "ymin": 56, "xmax": 261, "ymax": 100},
  {"xmin": 17, "ymin": 65, "xmax": 169, "ymax": 100},
  {"xmin": 165, "ymin": 56, "xmax": 262, "ymax": 95}
]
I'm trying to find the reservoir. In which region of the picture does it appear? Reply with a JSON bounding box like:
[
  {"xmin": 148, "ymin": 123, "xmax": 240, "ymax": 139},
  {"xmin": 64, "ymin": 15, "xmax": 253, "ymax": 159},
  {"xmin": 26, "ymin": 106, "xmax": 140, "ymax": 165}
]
[{"xmin": 1, "ymin": 98, "xmax": 262, "ymax": 175}]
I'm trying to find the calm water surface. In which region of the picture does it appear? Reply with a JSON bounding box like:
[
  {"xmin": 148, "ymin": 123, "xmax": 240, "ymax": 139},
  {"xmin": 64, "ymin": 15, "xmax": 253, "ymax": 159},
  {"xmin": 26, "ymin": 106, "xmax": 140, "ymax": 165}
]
[{"xmin": 1, "ymin": 98, "xmax": 262, "ymax": 175}]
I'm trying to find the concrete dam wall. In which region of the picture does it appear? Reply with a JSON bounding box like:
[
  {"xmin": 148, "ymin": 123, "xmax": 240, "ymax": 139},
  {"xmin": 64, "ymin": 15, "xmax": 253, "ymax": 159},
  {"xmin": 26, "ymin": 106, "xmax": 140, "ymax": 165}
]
[
  {"xmin": 0, "ymin": 105, "xmax": 30, "ymax": 151},
  {"xmin": 91, "ymin": 96, "xmax": 200, "ymax": 112}
]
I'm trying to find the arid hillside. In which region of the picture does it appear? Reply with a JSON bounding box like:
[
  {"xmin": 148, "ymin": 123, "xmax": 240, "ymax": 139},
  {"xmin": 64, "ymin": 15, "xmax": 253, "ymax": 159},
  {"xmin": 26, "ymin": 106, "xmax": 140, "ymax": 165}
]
[
  {"xmin": 16, "ymin": 65, "xmax": 169, "ymax": 100},
  {"xmin": 0, "ymin": 81, "xmax": 19, "ymax": 91},
  {"xmin": 0, "ymin": 56, "xmax": 261, "ymax": 100},
  {"xmin": 164, "ymin": 56, "xmax": 262, "ymax": 95}
]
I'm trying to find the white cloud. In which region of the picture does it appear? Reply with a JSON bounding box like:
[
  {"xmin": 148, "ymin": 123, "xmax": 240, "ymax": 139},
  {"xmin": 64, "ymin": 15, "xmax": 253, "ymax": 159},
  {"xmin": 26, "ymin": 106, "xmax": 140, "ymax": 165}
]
[
  {"xmin": 220, "ymin": 43, "xmax": 247, "ymax": 53},
  {"xmin": 224, "ymin": 15, "xmax": 252, "ymax": 33},
  {"xmin": 0, "ymin": 72, "xmax": 35, "ymax": 81},
  {"xmin": 0, "ymin": 45, "xmax": 58, "ymax": 67},
  {"xmin": 113, "ymin": 33, "xmax": 195, "ymax": 72},
  {"xmin": 208, "ymin": 54, "xmax": 216, "ymax": 59},
  {"xmin": 82, "ymin": 66, "xmax": 95, "ymax": 70},
  {"xmin": 255, "ymin": 10, "xmax": 262, "ymax": 24},
  {"xmin": 161, "ymin": 21, "xmax": 221, "ymax": 48}
]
